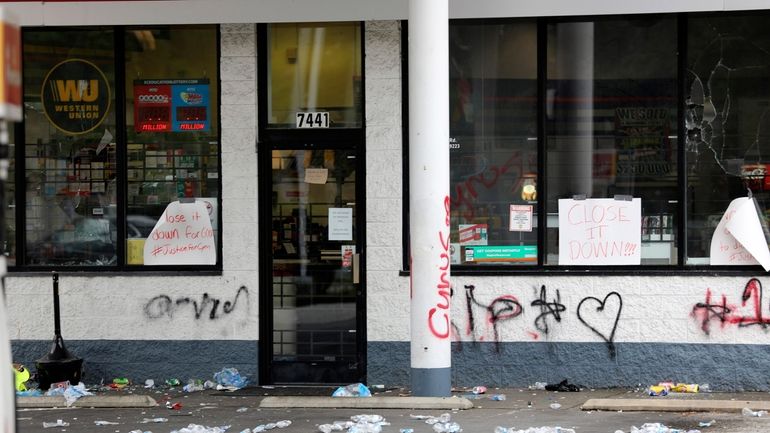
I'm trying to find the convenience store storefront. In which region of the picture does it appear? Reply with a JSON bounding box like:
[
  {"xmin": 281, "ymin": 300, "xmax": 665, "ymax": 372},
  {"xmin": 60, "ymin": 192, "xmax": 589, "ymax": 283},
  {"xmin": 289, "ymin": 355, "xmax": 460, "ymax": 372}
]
[{"xmin": 6, "ymin": 1, "xmax": 770, "ymax": 389}]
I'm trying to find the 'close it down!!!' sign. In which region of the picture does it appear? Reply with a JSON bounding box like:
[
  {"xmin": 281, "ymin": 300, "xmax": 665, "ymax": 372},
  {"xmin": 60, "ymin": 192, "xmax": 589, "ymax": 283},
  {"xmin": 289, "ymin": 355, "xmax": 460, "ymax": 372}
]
[
  {"xmin": 558, "ymin": 198, "xmax": 641, "ymax": 265},
  {"xmin": 143, "ymin": 201, "xmax": 216, "ymax": 265}
]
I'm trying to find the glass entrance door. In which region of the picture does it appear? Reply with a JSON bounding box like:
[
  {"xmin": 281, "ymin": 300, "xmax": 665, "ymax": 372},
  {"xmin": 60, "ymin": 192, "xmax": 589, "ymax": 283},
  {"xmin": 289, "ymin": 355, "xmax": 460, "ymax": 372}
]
[{"xmin": 267, "ymin": 147, "xmax": 363, "ymax": 384}]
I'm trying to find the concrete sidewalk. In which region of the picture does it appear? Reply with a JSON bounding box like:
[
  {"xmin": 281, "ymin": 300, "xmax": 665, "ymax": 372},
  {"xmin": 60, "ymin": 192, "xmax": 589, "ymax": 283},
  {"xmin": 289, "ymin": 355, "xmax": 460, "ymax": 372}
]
[{"xmin": 16, "ymin": 385, "xmax": 770, "ymax": 413}]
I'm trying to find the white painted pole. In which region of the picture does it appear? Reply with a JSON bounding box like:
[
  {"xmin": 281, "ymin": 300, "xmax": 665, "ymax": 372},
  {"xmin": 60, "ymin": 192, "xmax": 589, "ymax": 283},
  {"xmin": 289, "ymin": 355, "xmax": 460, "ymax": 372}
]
[{"xmin": 409, "ymin": 0, "xmax": 450, "ymax": 397}]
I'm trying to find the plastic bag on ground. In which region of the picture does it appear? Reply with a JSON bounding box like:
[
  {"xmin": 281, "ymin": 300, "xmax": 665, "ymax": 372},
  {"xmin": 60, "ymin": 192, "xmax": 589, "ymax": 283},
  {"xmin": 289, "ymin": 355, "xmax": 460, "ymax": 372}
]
[
  {"xmin": 629, "ymin": 423, "xmax": 701, "ymax": 433},
  {"xmin": 170, "ymin": 423, "xmax": 231, "ymax": 433},
  {"xmin": 213, "ymin": 367, "xmax": 248, "ymax": 389},
  {"xmin": 494, "ymin": 428, "xmax": 575, "ymax": 433},
  {"xmin": 332, "ymin": 383, "xmax": 371, "ymax": 397},
  {"xmin": 742, "ymin": 407, "xmax": 767, "ymax": 417},
  {"xmin": 45, "ymin": 382, "xmax": 92, "ymax": 406}
]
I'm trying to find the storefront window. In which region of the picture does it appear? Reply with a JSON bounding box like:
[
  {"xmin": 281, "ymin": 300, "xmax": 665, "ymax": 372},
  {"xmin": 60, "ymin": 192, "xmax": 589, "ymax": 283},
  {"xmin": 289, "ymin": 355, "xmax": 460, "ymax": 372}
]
[
  {"xmin": 545, "ymin": 16, "xmax": 679, "ymax": 265},
  {"xmin": 449, "ymin": 21, "xmax": 539, "ymax": 266},
  {"xmin": 19, "ymin": 25, "xmax": 220, "ymax": 269},
  {"xmin": 267, "ymin": 22, "xmax": 362, "ymax": 129},
  {"xmin": 23, "ymin": 28, "xmax": 117, "ymax": 266},
  {"xmin": 125, "ymin": 26, "xmax": 219, "ymax": 265},
  {"xmin": 685, "ymin": 14, "xmax": 770, "ymax": 265}
]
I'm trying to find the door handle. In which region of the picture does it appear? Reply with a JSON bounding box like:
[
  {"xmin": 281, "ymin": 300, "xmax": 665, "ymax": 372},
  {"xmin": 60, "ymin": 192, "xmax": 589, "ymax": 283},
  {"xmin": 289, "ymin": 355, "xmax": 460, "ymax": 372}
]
[{"xmin": 353, "ymin": 253, "xmax": 360, "ymax": 284}]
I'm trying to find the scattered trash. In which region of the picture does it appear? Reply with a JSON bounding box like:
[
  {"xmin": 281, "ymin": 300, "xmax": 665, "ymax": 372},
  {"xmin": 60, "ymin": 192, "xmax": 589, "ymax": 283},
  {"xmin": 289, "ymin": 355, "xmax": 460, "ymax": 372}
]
[
  {"xmin": 128, "ymin": 430, "xmax": 151, "ymax": 433},
  {"xmin": 432, "ymin": 421, "xmax": 462, "ymax": 432},
  {"xmin": 183, "ymin": 379, "xmax": 205, "ymax": 392},
  {"xmin": 166, "ymin": 401, "xmax": 183, "ymax": 410},
  {"xmin": 490, "ymin": 394, "xmax": 507, "ymax": 401},
  {"xmin": 236, "ymin": 407, "xmax": 248, "ymax": 412},
  {"xmin": 204, "ymin": 380, "xmax": 217, "ymax": 389},
  {"xmin": 628, "ymin": 423, "xmax": 702, "ymax": 433},
  {"xmin": 742, "ymin": 407, "xmax": 767, "ymax": 417},
  {"xmin": 171, "ymin": 424, "xmax": 231, "ymax": 433},
  {"xmin": 700, "ymin": 384, "xmax": 710, "ymax": 392},
  {"xmin": 140, "ymin": 417, "xmax": 169, "ymax": 423},
  {"xmin": 214, "ymin": 367, "xmax": 248, "ymax": 389},
  {"xmin": 112, "ymin": 377, "xmax": 129, "ymax": 386},
  {"xmin": 166, "ymin": 378, "xmax": 181, "ymax": 387},
  {"xmin": 670, "ymin": 383, "xmax": 699, "ymax": 393},
  {"xmin": 545, "ymin": 379, "xmax": 580, "ymax": 392},
  {"xmin": 16, "ymin": 389, "xmax": 42, "ymax": 397},
  {"xmin": 144, "ymin": 379, "xmax": 155, "ymax": 388},
  {"xmin": 94, "ymin": 420, "xmax": 120, "ymax": 425},
  {"xmin": 42, "ymin": 419, "xmax": 70, "ymax": 428},
  {"xmin": 549, "ymin": 403, "xmax": 561, "ymax": 410},
  {"xmin": 698, "ymin": 420, "xmax": 715, "ymax": 427},
  {"xmin": 530, "ymin": 382, "xmax": 547, "ymax": 390},
  {"xmin": 14, "ymin": 364, "xmax": 30, "ymax": 391},
  {"xmin": 251, "ymin": 420, "xmax": 291, "ymax": 431},
  {"xmin": 495, "ymin": 427, "xmax": 575, "ymax": 433},
  {"xmin": 400, "ymin": 429, "xmax": 415, "ymax": 433},
  {"xmin": 45, "ymin": 381, "xmax": 93, "ymax": 406},
  {"xmin": 647, "ymin": 386, "xmax": 669, "ymax": 397},
  {"xmin": 472, "ymin": 386, "xmax": 487, "ymax": 395},
  {"xmin": 319, "ymin": 414, "xmax": 389, "ymax": 433},
  {"xmin": 409, "ymin": 415, "xmax": 432, "ymax": 420},
  {"xmin": 332, "ymin": 382, "xmax": 372, "ymax": 397}
]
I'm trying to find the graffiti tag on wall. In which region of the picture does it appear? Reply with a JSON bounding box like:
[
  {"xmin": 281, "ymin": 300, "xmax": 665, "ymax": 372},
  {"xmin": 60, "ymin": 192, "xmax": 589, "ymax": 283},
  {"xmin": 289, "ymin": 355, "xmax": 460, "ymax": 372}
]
[{"xmin": 144, "ymin": 285, "xmax": 249, "ymax": 320}]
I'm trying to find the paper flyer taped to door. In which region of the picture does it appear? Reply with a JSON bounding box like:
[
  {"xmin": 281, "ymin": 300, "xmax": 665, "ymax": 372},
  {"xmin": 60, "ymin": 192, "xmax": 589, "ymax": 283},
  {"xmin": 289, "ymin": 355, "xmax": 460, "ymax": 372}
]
[{"xmin": 710, "ymin": 197, "xmax": 770, "ymax": 270}]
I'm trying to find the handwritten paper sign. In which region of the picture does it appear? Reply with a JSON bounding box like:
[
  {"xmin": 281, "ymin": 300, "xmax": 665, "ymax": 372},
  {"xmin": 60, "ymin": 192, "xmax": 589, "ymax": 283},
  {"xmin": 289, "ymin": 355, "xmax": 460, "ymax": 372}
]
[
  {"xmin": 558, "ymin": 198, "xmax": 641, "ymax": 265},
  {"xmin": 710, "ymin": 197, "xmax": 770, "ymax": 270},
  {"xmin": 304, "ymin": 168, "xmax": 328, "ymax": 184},
  {"xmin": 143, "ymin": 201, "xmax": 216, "ymax": 265}
]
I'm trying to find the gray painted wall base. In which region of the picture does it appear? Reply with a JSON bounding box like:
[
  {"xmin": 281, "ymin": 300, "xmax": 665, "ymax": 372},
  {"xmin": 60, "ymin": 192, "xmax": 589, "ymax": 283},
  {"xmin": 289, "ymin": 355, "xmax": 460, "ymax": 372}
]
[
  {"xmin": 12, "ymin": 340, "xmax": 258, "ymax": 384},
  {"xmin": 15, "ymin": 339, "xmax": 770, "ymax": 391},
  {"xmin": 412, "ymin": 366, "xmax": 451, "ymax": 396},
  {"xmin": 369, "ymin": 341, "xmax": 770, "ymax": 391}
]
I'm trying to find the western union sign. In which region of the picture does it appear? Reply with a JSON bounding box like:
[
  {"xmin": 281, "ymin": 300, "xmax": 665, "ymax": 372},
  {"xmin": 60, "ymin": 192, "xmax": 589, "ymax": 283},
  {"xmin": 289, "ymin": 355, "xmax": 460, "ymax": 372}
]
[{"xmin": 41, "ymin": 58, "xmax": 111, "ymax": 135}]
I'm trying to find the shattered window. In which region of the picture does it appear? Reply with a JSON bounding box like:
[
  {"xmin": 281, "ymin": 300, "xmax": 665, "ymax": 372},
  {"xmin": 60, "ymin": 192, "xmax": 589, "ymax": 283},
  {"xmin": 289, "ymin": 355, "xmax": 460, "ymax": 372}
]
[
  {"xmin": 545, "ymin": 16, "xmax": 679, "ymax": 265},
  {"xmin": 686, "ymin": 15, "xmax": 770, "ymax": 264}
]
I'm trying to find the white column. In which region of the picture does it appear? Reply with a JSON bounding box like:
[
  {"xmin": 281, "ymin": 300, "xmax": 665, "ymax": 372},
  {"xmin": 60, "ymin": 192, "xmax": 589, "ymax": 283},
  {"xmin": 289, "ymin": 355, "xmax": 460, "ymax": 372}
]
[{"xmin": 408, "ymin": 0, "xmax": 451, "ymax": 397}]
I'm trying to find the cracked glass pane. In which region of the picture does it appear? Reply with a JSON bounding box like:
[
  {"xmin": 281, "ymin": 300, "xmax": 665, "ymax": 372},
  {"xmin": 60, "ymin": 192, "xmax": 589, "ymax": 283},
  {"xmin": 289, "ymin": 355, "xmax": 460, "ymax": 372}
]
[{"xmin": 686, "ymin": 14, "xmax": 770, "ymax": 263}]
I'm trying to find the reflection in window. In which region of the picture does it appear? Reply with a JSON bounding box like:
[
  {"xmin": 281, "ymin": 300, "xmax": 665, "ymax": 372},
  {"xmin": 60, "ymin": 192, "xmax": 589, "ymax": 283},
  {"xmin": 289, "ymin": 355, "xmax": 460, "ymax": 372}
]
[
  {"xmin": 23, "ymin": 28, "xmax": 117, "ymax": 266},
  {"xmin": 267, "ymin": 22, "xmax": 362, "ymax": 128},
  {"xmin": 686, "ymin": 15, "xmax": 770, "ymax": 264},
  {"xmin": 545, "ymin": 16, "xmax": 678, "ymax": 265},
  {"xmin": 449, "ymin": 21, "xmax": 539, "ymax": 266},
  {"xmin": 124, "ymin": 26, "xmax": 219, "ymax": 265}
]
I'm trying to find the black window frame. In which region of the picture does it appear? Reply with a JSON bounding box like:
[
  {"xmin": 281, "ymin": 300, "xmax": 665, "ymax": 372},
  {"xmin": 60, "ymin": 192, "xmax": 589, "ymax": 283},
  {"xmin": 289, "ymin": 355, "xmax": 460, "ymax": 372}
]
[
  {"xmin": 402, "ymin": 12, "xmax": 770, "ymax": 276},
  {"xmin": 11, "ymin": 24, "xmax": 223, "ymax": 273}
]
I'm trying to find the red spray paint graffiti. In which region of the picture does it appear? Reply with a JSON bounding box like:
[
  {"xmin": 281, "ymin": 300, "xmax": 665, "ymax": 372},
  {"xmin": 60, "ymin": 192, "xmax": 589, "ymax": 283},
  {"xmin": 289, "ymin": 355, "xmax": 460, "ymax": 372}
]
[
  {"xmin": 428, "ymin": 196, "xmax": 452, "ymax": 339},
  {"xmin": 692, "ymin": 278, "xmax": 770, "ymax": 335}
]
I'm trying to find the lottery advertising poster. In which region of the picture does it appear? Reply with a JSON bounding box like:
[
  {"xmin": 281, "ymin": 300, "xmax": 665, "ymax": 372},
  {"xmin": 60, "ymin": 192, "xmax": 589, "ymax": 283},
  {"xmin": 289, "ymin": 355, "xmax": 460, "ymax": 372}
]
[
  {"xmin": 172, "ymin": 79, "xmax": 210, "ymax": 132},
  {"xmin": 134, "ymin": 80, "xmax": 172, "ymax": 132}
]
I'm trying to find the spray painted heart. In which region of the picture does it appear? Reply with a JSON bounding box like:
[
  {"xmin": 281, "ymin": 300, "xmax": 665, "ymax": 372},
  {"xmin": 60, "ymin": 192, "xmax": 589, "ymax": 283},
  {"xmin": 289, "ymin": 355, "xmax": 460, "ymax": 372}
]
[{"xmin": 577, "ymin": 292, "xmax": 623, "ymax": 359}]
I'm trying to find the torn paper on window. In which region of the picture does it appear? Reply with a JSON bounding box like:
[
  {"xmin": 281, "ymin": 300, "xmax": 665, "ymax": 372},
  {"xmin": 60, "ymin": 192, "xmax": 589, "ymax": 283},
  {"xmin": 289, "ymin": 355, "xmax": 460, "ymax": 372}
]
[{"xmin": 710, "ymin": 197, "xmax": 770, "ymax": 270}]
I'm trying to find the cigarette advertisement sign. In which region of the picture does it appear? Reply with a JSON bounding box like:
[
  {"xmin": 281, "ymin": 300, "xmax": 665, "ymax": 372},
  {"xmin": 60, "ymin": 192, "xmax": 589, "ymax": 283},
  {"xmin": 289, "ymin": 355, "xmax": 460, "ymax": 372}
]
[{"xmin": 134, "ymin": 79, "xmax": 209, "ymax": 132}]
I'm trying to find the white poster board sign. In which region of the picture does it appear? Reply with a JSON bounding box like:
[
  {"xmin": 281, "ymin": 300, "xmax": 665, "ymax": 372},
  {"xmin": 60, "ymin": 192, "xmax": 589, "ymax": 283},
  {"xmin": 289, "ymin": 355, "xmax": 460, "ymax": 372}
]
[
  {"xmin": 710, "ymin": 197, "xmax": 770, "ymax": 270},
  {"xmin": 143, "ymin": 201, "xmax": 216, "ymax": 265},
  {"xmin": 558, "ymin": 198, "xmax": 642, "ymax": 265},
  {"xmin": 328, "ymin": 207, "xmax": 353, "ymax": 241}
]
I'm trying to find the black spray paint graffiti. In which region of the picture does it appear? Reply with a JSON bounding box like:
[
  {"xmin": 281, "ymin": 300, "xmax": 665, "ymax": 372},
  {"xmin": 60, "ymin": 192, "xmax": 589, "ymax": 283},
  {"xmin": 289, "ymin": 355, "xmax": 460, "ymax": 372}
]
[
  {"xmin": 576, "ymin": 292, "xmax": 623, "ymax": 359},
  {"xmin": 144, "ymin": 286, "xmax": 249, "ymax": 320},
  {"xmin": 451, "ymin": 285, "xmax": 524, "ymax": 351},
  {"xmin": 530, "ymin": 285, "xmax": 566, "ymax": 335},
  {"xmin": 451, "ymin": 283, "xmax": 623, "ymax": 358}
]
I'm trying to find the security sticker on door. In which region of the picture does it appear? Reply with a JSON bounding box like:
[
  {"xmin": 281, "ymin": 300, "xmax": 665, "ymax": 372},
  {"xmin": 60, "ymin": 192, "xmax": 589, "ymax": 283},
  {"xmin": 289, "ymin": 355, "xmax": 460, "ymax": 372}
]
[{"xmin": 296, "ymin": 111, "xmax": 329, "ymax": 128}]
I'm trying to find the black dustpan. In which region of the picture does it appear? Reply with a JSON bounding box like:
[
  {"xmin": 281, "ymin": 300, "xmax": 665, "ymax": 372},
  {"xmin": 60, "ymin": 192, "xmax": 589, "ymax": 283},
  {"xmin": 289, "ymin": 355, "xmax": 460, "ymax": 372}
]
[{"xmin": 36, "ymin": 272, "xmax": 82, "ymax": 390}]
